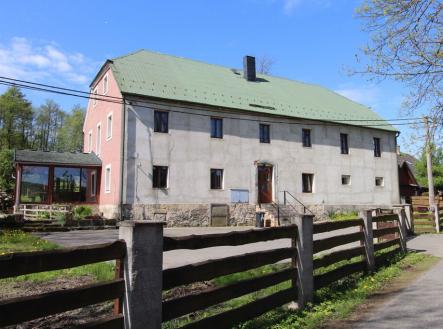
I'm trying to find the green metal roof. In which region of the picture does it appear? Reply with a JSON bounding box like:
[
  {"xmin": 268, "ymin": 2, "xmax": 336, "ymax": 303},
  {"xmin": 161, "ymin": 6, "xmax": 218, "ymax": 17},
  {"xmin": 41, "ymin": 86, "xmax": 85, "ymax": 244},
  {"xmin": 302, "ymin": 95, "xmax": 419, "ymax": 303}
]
[
  {"xmin": 14, "ymin": 150, "xmax": 101, "ymax": 166},
  {"xmin": 110, "ymin": 50, "xmax": 395, "ymax": 131}
]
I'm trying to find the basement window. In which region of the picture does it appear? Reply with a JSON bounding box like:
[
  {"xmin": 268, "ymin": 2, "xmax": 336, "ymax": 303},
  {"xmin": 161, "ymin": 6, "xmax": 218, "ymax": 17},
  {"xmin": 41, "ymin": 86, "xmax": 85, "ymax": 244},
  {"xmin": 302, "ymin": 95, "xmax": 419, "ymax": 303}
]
[
  {"xmin": 153, "ymin": 166, "xmax": 168, "ymax": 188},
  {"xmin": 210, "ymin": 169, "xmax": 224, "ymax": 190},
  {"xmin": 375, "ymin": 177, "xmax": 384, "ymax": 187},
  {"xmin": 341, "ymin": 175, "xmax": 351, "ymax": 185},
  {"xmin": 302, "ymin": 173, "xmax": 314, "ymax": 193}
]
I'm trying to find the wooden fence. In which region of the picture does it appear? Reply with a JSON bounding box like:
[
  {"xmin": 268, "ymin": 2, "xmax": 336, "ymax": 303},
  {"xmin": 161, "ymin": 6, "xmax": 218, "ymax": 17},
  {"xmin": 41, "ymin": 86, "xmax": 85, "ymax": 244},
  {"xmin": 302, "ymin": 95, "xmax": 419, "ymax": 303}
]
[
  {"xmin": 1, "ymin": 206, "xmax": 409, "ymax": 329},
  {"xmin": 0, "ymin": 240, "xmax": 126, "ymax": 328},
  {"xmin": 17, "ymin": 203, "xmax": 71, "ymax": 220},
  {"xmin": 411, "ymin": 196, "xmax": 443, "ymax": 233}
]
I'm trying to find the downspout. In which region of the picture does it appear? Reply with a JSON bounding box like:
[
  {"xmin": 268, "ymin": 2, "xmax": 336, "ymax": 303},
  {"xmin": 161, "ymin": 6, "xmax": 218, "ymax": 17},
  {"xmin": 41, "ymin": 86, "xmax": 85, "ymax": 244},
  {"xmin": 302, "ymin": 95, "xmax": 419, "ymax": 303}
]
[
  {"xmin": 395, "ymin": 131, "xmax": 401, "ymax": 204},
  {"xmin": 119, "ymin": 95, "xmax": 126, "ymax": 221}
]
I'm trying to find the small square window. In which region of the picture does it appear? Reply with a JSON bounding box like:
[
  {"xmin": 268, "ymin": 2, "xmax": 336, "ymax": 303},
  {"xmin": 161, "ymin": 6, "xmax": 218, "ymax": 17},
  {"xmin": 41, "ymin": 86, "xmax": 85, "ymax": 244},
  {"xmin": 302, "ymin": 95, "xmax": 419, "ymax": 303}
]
[
  {"xmin": 341, "ymin": 175, "xmax": 351, "ymax": 185},
  {"xmin": 302, "ymin": 173, "xmax": 314, "ymax": 193},
  {"xmin": 211, "ymin": 118, "xmax": 223, "ymax": 138},
  {"xmin": 153, "ymin": 166, "xmax": 168, "ymax": 188},
  {"xmin": 210, "ymin": 169, "xmax": 223, "ymax": 189},
  {"xmin": 259, "ymin": 124, "xmax": 270, "ymax": 143},
  {"xmin": 375, "ymin": 177, "xmax": 384, "ymax": 187},
  {"xmin": 154, "ymin": 111, "xmax": 169, "ymax": 133},
  {"xmin": 302, "ymin": 129, "xmax": 311, "ymax": 147},
  {"xmin": 374, "ymin": 137, "xmax": 381, "ymax": 157},
  {"xmin": 340, "ymin": 133, "xmax": 349, "ymax": 154}
]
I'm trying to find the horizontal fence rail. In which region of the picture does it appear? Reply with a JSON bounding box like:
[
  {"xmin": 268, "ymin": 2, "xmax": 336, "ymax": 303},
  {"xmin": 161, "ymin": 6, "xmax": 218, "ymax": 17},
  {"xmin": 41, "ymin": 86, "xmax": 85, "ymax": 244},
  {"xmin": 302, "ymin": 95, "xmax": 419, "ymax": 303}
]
[
  {"xmin": 163, "ymin": 225, "xmax": 297, "ymax": 251},
  {"xmin": 163, "ymin": 247, "xmax": 296, "ymax": 290},
  {"xmin": 0, "ymin": 240, "xmax": 126, "ymax": 279},
  {"xmin": 373, "ymin": 227, "xmax": 399, "ymax": 238},
  {"xmin": 314, "ymin": 260, "xmax": 366, "ymax": 289},
  {"xmin": 313, "ymin": 219, "xmax": 362, "ymax": 234},
  {"xmin": 372, "ymin": 214, "xmax": 398, "ymax": 223},
  {"xmin": 313, "ymin": 231, "xmax": 364, "ymax": 254},
  {"xmin": 313, "ymin": 245, "xmax": 365, "ymax": 270}
]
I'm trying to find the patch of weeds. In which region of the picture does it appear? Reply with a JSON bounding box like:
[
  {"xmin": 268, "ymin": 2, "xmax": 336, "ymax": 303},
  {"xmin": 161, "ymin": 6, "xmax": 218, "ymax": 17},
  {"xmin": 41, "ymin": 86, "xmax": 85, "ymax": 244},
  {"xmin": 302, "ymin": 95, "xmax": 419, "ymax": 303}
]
[
  {"xmin": 0, "ymin": 229, "xmax": 58, "ymax": 254},
  {"xmin": 328, "ymin": 211, "xmax": 359, "ymax": 221}
]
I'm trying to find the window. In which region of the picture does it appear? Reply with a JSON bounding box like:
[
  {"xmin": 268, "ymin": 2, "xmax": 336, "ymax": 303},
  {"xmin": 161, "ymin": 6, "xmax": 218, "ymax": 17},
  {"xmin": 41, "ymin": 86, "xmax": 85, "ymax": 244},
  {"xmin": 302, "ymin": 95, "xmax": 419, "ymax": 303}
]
[
  {"xmin": 20, "ymin": 166, "xmax": 49, "ymax": 203},
  {"xmin": 259, "ymin": 124, "xmax": 270, "ymax": 143},
  {"xmin": 211, "ymin": 118, "xmax": 223, "ymax": 138},
  {"xmin": 375, "ymin": 177, "xmax": 384, "ymax": 187},
  {"xmin": 340, "ymin": 133, "xmax": 349, "ymax": 154},
  {"xmin": 91, "ymin": 171, "xmax": 96, "ymax": 197},
  {"xmin": 106, "ymin": 113, "xmax": 113, "ymax": 140},
  {"xmin": 153, "ymin": 166, "xmax": 168, "ymax": 188},
  {"xmin": 302, "ymin": 173, "xmax": 314, "ymax": 193},
  {"xmin": 103, "ymin": 74, "xmax": 108, "ymax": 95},
  {"xmin": 105, "ymin": 165, "xmax": 111, "ymax": 193},
  {"xmin": 88, "ymin": 131, "xmax": 92, "ymax": 153},
  {"xmin": 374, "ymin": 137, "xmax": 381, "ymax": 157},
  {"xmin": 92, "ymin": 88, "xmax": 97, "ymax": 107},
  {"xmin": 302, "ymin": 129, "xmax": 311, "ymax": 147},
  {"xmin": 210, "ymin": 169, "xmax": 223, "ymax": 189},
  {"xmin": 154, "ymin": 111, "xmax": 169, "ymax": 133},
  {"xmin": 341, "ymin": 175, "xmax": 351, "ymax": 185},
  {"xmin": 96, "ymin": 123, "xmax": 101, "ymax": 155}
]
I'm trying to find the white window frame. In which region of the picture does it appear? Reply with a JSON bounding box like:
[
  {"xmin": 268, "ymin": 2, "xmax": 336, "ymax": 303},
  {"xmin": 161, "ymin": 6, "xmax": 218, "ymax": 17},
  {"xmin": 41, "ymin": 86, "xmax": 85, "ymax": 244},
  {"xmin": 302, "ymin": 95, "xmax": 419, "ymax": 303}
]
[
  {"xmin": 96, "ymin": 123, "xmax": 102, "ymax": 156},
  {"xmin": 91, "ymin": 170, "xmax": 96, "ymax": 196},
  {"xmin": 106, "ymin": 112, "xmax": 113, "ymax": 140},
  {"xmin": 92, "ymin": 88, "xmax": 98, "ymax": 107},
  {"xmin": 103, "ymin": 73, "xmax": 109, "ymax": 95},
  {"xmin": 88, "ymin": 130, "xmax": 93, "ymax": 153},
  {"xmin": 105, "ymin": 164, "xmax": 111, "ymax": 193}
]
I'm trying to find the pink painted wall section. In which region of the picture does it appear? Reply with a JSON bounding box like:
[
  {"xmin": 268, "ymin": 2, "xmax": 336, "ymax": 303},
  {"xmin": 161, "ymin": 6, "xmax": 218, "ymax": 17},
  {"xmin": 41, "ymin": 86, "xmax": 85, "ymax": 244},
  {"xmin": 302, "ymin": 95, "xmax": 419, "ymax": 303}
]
[{"xmin": 83, "ymin": 68, "xmax": 122, "ymax": 209}]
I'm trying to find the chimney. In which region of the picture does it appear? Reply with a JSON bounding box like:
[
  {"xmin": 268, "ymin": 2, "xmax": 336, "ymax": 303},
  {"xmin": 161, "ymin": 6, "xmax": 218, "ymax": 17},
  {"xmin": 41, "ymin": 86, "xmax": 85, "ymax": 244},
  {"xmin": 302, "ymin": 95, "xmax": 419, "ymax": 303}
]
[{"xmin": 243, "ymin": 55, "xmax": 256, "ymax": 81}]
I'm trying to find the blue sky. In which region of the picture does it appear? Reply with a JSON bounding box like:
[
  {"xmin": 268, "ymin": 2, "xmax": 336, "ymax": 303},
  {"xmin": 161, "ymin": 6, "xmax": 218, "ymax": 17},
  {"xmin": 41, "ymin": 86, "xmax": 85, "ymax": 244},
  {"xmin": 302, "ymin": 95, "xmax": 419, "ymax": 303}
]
[{"xmin": 0, "ymin": 0, "xmax": 418, "ymax": 150}]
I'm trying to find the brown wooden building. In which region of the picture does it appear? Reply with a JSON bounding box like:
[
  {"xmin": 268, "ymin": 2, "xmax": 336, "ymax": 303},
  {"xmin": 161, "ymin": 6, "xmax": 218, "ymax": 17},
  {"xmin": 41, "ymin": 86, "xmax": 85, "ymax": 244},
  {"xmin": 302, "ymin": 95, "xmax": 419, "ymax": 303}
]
[{"xmin": 397, "ymin": 152, "xmax": 421, "ymax": 203}]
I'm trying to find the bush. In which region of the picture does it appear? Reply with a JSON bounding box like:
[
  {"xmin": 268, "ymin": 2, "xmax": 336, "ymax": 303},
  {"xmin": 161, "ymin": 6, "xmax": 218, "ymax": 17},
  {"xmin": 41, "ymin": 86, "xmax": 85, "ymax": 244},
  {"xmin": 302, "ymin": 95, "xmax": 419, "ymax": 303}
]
[
  {"xmin": 73, "ymin": 205, "xmax": 93, "ymax": 220},
  {"xmin": 0, "ymin": 190, "xmax": 14, "ymax": 213}
]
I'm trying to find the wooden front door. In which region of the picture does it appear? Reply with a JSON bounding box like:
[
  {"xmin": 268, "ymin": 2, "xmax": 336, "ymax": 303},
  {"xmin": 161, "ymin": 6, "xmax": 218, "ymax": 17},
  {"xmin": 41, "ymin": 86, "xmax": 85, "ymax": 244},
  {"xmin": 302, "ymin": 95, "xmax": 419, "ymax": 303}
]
[{"xmin": 258, "ymin": 165, "xmax": 273, "ymax": 204}]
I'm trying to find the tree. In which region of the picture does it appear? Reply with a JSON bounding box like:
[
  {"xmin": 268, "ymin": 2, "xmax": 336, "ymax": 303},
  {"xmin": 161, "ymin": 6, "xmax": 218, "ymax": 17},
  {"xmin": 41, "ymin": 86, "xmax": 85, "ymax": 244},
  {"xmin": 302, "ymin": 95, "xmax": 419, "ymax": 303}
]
[
  {"xmin": 0, "ymin": 149, "xmax": 14, "ymax": 191},
  {"xmin": 356, "ymin": 1, "xmax": 443, "ymax": 119},
  {"xmin": 33, "ymin": 100, "xmax": 65, "ymax": 151},
  {"xmin": 416, "ymin": 145, "xmax": 443, "ymax": 191},
  {"xmin": 257, "ymin": 55, "xmax": 275, "ymax": 75},
  {"xmin": 57, "ymin": 105, "xmax": 85, "ymax": 152},
  {"xmin": 0, "ymin": 87, "xmax": 33, "ymax": 149}
]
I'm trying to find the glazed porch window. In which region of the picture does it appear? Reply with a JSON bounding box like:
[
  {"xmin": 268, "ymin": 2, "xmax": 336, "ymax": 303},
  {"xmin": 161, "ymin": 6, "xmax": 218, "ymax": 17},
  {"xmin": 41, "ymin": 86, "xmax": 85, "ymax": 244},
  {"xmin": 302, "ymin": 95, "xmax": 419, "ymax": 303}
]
[{"xmin": 20, "ymin": 166, "xmax": 49, "ymax": 203}]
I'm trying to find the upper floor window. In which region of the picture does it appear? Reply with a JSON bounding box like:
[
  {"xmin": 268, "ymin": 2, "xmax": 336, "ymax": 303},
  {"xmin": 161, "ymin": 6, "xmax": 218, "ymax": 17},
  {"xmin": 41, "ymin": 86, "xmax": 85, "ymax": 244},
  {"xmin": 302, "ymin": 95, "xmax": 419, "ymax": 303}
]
[
  {"xmin": 373, "ymin": 137, "xmax": 381, "ymax": 157},
  {"xmin": 88, "ymin": 131, "xmax": 92, "ymax": 153},
  {"xmin": 340, "ymin": 133, "xmax": 349, "ymax": 154},
  {"xmin": 96, "ymin": 123, "xmax": 101, "ymax": 155},
  {"xmin": 375, "ymin": 176, "xmax": 384, "ymax": 187},
  {"xmin": 154, "ymin": 111, "xmax": 169, "ymax": 133},
  {"xmin": 106, "ymin": 113, "xmax": 113, "ymax": 140},
  {"xmin": 211, "ymin": 118, "xmax": 223, "ymax": 139},
  {"xmin": 92, "ymin": 88, "xmax": 97, "ymax": 107},
  {"xmin": 259, "ymin": 124, "xmax": 270, "ymax": 143},
  {"xmin": 153, "ymin": 165, "xmax": 168, "ymax": 188},
  {"xmin": 103, "ymin": 74, "xmax": 109, "ymax": 95},
  {"xmin": 342, "ymin": 175, "xmax": 351, "ymax": 185},
  {"xmin": 210, "ymin": 169, "xmax": 224, "ymax": 189},
  {"xmin": 302, "ymin": 173, "xmax": 314, "ymax": 193},
  {"xmin": 302, "ymin": 129, "xmax": 311, "ymax": 147}
]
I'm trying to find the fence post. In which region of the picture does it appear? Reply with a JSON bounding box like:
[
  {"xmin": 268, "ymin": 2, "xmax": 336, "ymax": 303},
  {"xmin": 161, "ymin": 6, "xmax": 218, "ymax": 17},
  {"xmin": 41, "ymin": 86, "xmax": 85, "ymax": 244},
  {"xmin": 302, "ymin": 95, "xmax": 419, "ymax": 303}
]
[
  {"xmin": 359, "ymin": 210, "xmax": 375, "ymax": 272},
  {"xmin": 394, "ymin": 207, "xmax": 408, "ymax": 253},
  {"xmin": 403, "ymin": 204, "xmax": 413, "ymax": 234},
  {"xmin": 294, "ymin": 214, "xmax": 314, "ymax": 308},
  {"xmin": 433, "ymin": 205, "xmax": 441, "ymax": 233},
  {"xmin": 119, "ymin": 220, "xmax": 165, "ymax": 329}
]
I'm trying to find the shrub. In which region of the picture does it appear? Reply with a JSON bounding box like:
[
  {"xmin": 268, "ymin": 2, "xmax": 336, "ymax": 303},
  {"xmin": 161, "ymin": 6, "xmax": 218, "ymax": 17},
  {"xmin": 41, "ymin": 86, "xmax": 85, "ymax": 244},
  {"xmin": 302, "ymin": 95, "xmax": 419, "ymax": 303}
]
[{"xmin": 73, "ymin": 205, "xmax": 93, "ymax": 220}]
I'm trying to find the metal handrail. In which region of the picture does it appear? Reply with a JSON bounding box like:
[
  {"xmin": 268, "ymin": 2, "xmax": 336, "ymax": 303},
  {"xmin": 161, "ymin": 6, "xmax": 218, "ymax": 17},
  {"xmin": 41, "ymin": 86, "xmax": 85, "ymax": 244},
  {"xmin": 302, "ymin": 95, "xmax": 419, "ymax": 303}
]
[{"xmin": 282, "ymin": 191, "xmax": 315, "ymax": 216}]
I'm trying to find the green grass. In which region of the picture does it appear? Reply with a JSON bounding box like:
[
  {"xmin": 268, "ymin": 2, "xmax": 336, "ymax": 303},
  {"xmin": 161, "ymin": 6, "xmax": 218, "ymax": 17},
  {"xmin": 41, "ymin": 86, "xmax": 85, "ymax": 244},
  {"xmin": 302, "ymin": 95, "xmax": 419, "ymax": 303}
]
[
  {"xmin": 328, "ymin": 211, "xmax": 359, "ymax": 221},
  {"xmin": 0, "ymin": 230, "xmax": 115, "ymax": 283}
]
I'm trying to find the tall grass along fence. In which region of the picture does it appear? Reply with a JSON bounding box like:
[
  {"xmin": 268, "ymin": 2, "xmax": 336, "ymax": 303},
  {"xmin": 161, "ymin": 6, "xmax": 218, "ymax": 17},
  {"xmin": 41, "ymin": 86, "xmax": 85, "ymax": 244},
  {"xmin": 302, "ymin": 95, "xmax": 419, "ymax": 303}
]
[
  {"xmin": 0, "ymin": 240, "xmax": 126, "ymax": 328},
  {"xmin": 1, "ymin": 206, "xmax": 408, "ymax": 329},
  {"xmin": 411, "ymin": 196, "xmax": 443, "ymax": 233}
]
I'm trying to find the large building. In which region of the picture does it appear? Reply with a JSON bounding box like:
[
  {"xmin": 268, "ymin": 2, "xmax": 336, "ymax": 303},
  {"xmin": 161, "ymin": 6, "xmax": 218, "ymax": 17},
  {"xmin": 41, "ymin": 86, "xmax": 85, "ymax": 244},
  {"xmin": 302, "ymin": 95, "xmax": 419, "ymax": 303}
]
[{"xmin": 82, "ymin": 50, "xmax": 400, "ymax": 225}]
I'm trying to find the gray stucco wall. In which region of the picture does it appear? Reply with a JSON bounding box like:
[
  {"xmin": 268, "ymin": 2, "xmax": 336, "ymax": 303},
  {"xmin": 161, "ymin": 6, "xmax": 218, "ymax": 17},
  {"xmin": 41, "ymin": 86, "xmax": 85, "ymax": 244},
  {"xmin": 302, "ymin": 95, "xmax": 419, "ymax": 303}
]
[{"xmin": 121, "ymin": 97, "xmax": 400, "ymax": 223}]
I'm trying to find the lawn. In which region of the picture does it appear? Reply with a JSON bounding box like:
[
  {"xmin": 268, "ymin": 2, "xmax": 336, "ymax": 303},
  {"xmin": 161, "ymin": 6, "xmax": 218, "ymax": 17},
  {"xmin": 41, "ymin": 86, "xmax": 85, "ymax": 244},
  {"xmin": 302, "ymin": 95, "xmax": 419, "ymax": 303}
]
[{"xmin": 0, "ymin": 230, "xmax": 115, "ymax": 283}]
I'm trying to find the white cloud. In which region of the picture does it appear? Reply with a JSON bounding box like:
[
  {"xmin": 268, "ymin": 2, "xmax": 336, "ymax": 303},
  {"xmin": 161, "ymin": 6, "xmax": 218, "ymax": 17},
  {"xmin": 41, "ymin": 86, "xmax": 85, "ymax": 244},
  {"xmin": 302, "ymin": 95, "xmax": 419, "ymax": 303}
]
[
  {"xmin": 334, "ymin": 86, "xmax": 380, "ymax": 107},
  {"xmin": 282, "ymin": 0, "xmax": 302, "ymax": 14},
  {"xmin": 0, "ymin": 37, "xmax": 94, "ymax": 86},
  {"xmin": 276, "ymin": 0, "xmax": 332, "ymax": 14}
]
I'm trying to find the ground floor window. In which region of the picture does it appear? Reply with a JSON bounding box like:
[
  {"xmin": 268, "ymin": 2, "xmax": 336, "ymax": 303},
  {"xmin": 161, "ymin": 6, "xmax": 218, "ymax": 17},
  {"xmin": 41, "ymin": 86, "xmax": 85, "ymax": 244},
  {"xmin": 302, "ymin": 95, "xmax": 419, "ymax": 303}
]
[
  {"xmin": 210, "ymin": 169, "xmax": 224, "ymax": 189},
  {"xmin": 302, "ymin": 173, "xmax": 314, "ymax": 193},
  {"xmin": 153, "ymin": 166, "xmax": 168, "ymax": 188},
  {"xmin": 20, "ymin": 166, "xmax": 49, "ymax": 203}
]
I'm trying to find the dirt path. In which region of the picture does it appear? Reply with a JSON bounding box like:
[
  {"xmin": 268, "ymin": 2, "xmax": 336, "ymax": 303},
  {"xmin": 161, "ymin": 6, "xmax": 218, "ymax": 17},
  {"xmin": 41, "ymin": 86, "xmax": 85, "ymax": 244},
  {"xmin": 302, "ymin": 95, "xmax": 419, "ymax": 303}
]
[{"xmin": 323, "ymin": 234, "xmax": 443, "ymax": 329}]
